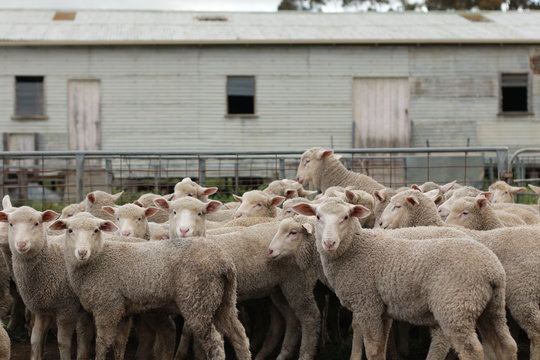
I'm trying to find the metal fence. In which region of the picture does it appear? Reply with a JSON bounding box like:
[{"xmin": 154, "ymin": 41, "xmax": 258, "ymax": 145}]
[
  {"xmin": 509, "ymin": 147, "xmax": 540, "ymax": 204},
  {"xmin": 0, "ymin": 147, "xmax": 510, "ymax": 207}
]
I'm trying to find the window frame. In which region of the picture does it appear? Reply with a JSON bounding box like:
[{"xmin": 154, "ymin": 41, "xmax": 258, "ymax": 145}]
[
  {"xmin": 498, "ymin": 72, "xmax": 533, "ymax": 116},
  {"xmin": 225, "ymin": 75, "xmax": 257, "ymax": 117},
  {"xmin": 12, "ymin": 75, "xmax": 48, "ymax": 120}
]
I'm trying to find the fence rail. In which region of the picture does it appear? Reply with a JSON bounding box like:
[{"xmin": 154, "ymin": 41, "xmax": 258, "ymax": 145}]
[{"xmin": 0, "ymin": 147, "xmax": 511, "ymax": 207}]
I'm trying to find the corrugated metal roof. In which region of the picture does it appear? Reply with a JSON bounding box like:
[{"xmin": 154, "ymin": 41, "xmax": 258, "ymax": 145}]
[{"xmin": 0, "ymin": 9, "xmax": 539, "ymax": 45}]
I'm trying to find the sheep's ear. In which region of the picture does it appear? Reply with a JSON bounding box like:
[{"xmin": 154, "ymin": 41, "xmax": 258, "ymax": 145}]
[
  {"xmin": 42, "ymin": 210, "xmax": 59, "ymax": 223},
  {"xmin": 476, "ymin": 197, "xmax": 489, "ymax": 210},
  {"xmin": 302, "ymin": 223, "xmax": 314, "ymax": 234},
  {"xmin": 529, "ymin": 184, "xmax": 540, "ymax": 194},
  {"xmin": 333, "ymin": 154, "xmax": 343, "ymax": 160},
  {"xmin": 87, "ymin": 193, "xmax": 96, "ymax": 204},
  {"xmin": 373, "ymin": 190, "xmax": 385, "ymax": 202},
  {"xmin": 153, "ymin": 198, "xmax": 170, "ymax": 210},
  {"xmin": 509, "ymin": 186, "xmax": 526, "ymax": 194},
  {"xmin": 2, "ymin": 195, "xmax": 12, "ymax": 210},
  {"xmin": 99, "ymin": 221, "xmax": 118, "ymax": 233},
  {"xmin": 205, "ymin": 201, "xmax": 222, "ymax": 214},
  {"xmin": 292, "ymin": 203, "xmax": 317, "ymax": 216},
  {"xmin": 270, "ymin": 196, "xmax": 286, "ymax": 207},
  {"xmin": 481, "ymin": 192, "xmax": 493, "ymax": 201},
  {"xmin": 233, "ymin": 195, "xmax": 243, "ymax": 203},
  {"xmin": 440, "ymin": 180, "xmax": 457, "ymax": 194},
  {"xmin": 49, "ymin": 220, "xmax": 67, "ymax": 231},
  {"xmin": 112, "ymin": 191, "xmax": 124, "ymax": 202},
  {"xmin": 0, "ymin": 212, "xmax": 8, "ymax": 223},
  {"xmin": 163, "ymin": 193, "xmax": 174, "ymax": 201},
  {"xmin": 300, "ymin": 189, "xmax": 318, "ymax": 199},
  {"xmin": 406, "ymin": 196, "xmax": 420, "ymax": 207},
  {"xmin": 424, "ymin": 189, "xmax": 443, "ymax": 205},
  {"xmin": 133, "ymin": 201, "xmax": 144, "ymax": 208},
  {"xmin": 411, "ymin": 184, "xmax": 422, "ymax": 191},
  {"xmin": 350, "ymin": 204, "xmax": 371, "ymax": 219},
  {"xmin": 318, "ymin": 149, "xmax": 334, "ymax": 159},
  {"xmin": 285, "ymin": 189, "xmax": 298, "ymax": 199},
  {"xmin": 102, "ymin": 206, "xmax": 116, "ymax": 216},
  {"xmin": 345, "ymin": 190, "xmax": 357, "ymax": 203},
  {"xmin": 144, "ymin": 207, "xmax": 159, "ymax": 218},
  {"xmin": 202, "ymin": 187, "xmax": 218, "ymax": 196}
]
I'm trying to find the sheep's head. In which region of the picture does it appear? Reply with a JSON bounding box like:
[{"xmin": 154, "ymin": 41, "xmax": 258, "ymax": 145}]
[
  {"xmin": 154, "ymin": 196, "xmax": 221, "ymax": 239},
  {"xmin": 488, "ymin": 181, "xmax": 524, "ymax": 204},
  {"xmin": 172, "ymin": 177, "xmax": 218, "ymax": 202},
  {"xmin": 83, "ymin": 190, "xmax": 124, "ymax": 221},
  {"xmin": 50, "ymin": 213, "xmax": 117, "ymax": 263},
  {"xmin": 233, "ymin": 190, "xmax": 284, "ymax": 219},
  {"xmin": 296, "ymin": 147, "xmax": 341, "ymax": 188},
  {"xmin": 278, "ymin": 197, "xmax": 312, "ymax": 220},
  {"xmin": 102, "ymin": 203, "xmax": 158, "ymax": 238},
  {"xmin": 445, "ymin": 194, "xmax": 491, "ymax": 229},
  {"xmin": 0, "ymin": 206, "xmax": 58, "ymax": 255},
  {"xmin": 263, "ymin": 179, "xmax": 317, "ymax": 199},
  {"xmin": 60, "ymin": 203, "xmax": 85, "ymax": 219},
  {"xmin": 268, "ymin": 217, "xmax": 314, "ymax": 260},
  {"xmin": 0, "ymin": 195, "xmax": 16, "ymax": 248},
  {"xmin": 293, "ymin": 198, "xmax": 370, "ymax": 251},
  {"xmin": 437, "ymin": 186, "xmax": 482, "ymax": 220}
]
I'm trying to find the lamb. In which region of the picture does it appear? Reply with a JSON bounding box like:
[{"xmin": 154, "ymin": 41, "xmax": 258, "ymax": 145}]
[
  {"xmin": 528, "ymin": 184, "xmax": 540, "ymax": 210},
  {"xmin": 293, "ymin": 198, "xmax": 517, "ymax": 360},
  {"xmin": 0, "ymin": 320, "xmax": 9, "ymax": 360},
  {"xmin": 377, "ymin": 189, "xmax": 540, "ymax": 359},
  {"xmin": 50, "ymin": 212, "xmax": 251, "ymax": 360},
  {"xmin": 324, "ymin": 187, "xmax": 375, "ymax": 228},
  {"xmin": 489, "ymin": 181, "xmax": 525, "ymax": 203},
  {"xmin": 135, "ymin": 193, "xmax": 172, "ymax": 224},
  {"xmin": 278, "ymin": 198, "xmax": 315, "ymax": 220},
  {"xmin": 148, "ymin": 222, "xmax": 169, "ymax": 241},
  {"xmin": 372, "ymin": 187, "xmax": 410, "ymax": 225},
  {"xmin": 172, "ymin": 177, "xmax": 218, "ymax": 201},
  {"xmin": 102, "ymin": 203, "xmax": 159, "ymax": 239},
  {"xmin": 82, "ymin": 190, "xmax": 124, "ymax": 221},
  {"xmin": 296, "ymin": 147, "xmax": 385, "ymax": 194},
  {"xmin": 154, "ymin": 197, "xmax": 321, "ymax": 360},
  {"xmin": 437, "ymin": 186, "xmax": 483, "ymax": 219},
  {"xmin": 411, "ymin": 180, "xmax": 457, "ymax": 196},
  {"xmin": 263, "ymin": 179, "xmax": 318, "ymax": 199},
  {"xmin": 233, "ymin": 190, "xmax": 285, "ymax": 219},
  {"xmin": 0, "ymin": 207, "xmax": 92, "ymax": 360}
]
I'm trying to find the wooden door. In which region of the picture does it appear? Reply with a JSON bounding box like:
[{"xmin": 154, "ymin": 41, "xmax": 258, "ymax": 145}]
[
  {"xmin": 68, "ymin": 80, "xmax": 101, "ymax": 150},
  {"xmin": 353, "ymin": 78, "xmax": 410, "ymax": 148}
]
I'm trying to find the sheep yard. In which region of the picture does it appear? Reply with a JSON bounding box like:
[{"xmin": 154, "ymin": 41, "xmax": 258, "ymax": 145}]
[{"xmin": 1, "ymin": 146, "xmax": 540, "ymax": 360}]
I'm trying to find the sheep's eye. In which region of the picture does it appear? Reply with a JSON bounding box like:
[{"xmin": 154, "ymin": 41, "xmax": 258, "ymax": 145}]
[
  {"xmin": 94, "ymin": 229, "xmax": 99, "ymax": 234},
  {"xmin": 198, "ymin": 212, "xmax": 202, "ymax": 216},
  {"xmin": 137, "ymin": 218, "xmax": 142, "ymax": 221},
  {"xmin": 116, "ymin": 218, "xmax": 120, "ymax": 221},
  {"xmin": 344, "ymin": 216, "xmax": 349, "ymax": 221},
  {"xmin": 462, "ymin": 211, "xmax": 469, "ymax": 215},
  {"xmin": 316, "ymin": 215, "xmax": 320, "ymax": 220},
  {"xmin": 289, "ymin": 231, "xmax": 297, "ymax": 236},
  {"xmin": 187, "ymin": 194, "xmax": 193, "ymax": 197},
  {"xmin": 173, "ymin": 210, "xmax": 177, "ymax": 215},
  {"xmin": 67, "ymin": 214, "xmax": 73, "ymax": 217},
  {"xmin": 305, "ymin": 160, "xmax": 310, "ymax": 164},
  {"xmin": 68, "ymin": 229, "xmax": 73, "ymax": 233},
  {"xmin": 9, "ymin": 223, "xmax": 12, "ymax": 227},
  {"xmin": 286, "ymin": 210, "xmax": 292, "ymax": 214},
  {"xmin": 35, "ymin": 222, "xmax": 39, "ymax": 226},
  {"xmin": 256, "ymin": 203, "xmax": 262, "ymax": 207}
]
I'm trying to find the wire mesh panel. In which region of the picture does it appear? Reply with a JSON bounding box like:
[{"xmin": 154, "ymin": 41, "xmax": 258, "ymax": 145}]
[{"xmin": 0, "ymin": 147, "xmax": 508, "ymax": 209}]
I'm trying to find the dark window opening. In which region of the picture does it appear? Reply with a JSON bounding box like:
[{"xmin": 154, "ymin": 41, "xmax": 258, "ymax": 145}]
[
  {"xmin": 501, "ymin": 74, "xmax": 529, "ymax": 113},
  {"xmin": 15, "ymin": 76, "xmax": 45, "ymax": 117},
  {"xmin": 227, "ymin": 76, "xmax": 255, "ymax": 115}
]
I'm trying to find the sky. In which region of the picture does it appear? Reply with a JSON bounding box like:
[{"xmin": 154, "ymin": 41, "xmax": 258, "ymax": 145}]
[{"xmin": 0, "ymin": 0, "xmax": 284, "ymax": 11}]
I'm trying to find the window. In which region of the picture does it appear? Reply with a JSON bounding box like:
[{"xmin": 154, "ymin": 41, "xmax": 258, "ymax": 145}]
[
  {"xmin": 227, "ymin": 76, "xmax": 255, "ymax": 115},
  {"xmin": 500, "ymin": 73, "xmax": 530, "ymax": 114},
  {"xmin": 15, "ymin": 76, "xmax": 45, "ymax": 117}
]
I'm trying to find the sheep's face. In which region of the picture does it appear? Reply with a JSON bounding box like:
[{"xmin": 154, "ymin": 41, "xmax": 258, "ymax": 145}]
[
  {"xmin": 172, "ymin": 177, "xmax": 218, "ymax": 202},
  {"xmin": 84, "ymin": 190, "xmax": 124, "ymax": 221},
  {"xmin": 0, "ymin": 197, "xmax": 16, "ymax": 248},
  {"xmin": 379, "ymin": 193, "xmax": 413, "ymax": 229},
  {"xmin": 0, "ymin": 206, "xmax": 58, "ymax": 255},
  {"xmin": 296, "ymin": 147, "xmax": 337, "ymax": 187},
  {"xmin": 102, "ymin": 204, "xmax": 158, "ymax": 238},
  {"xmin": 233, "ymin": 191, "xmax": 284, "ymax": 219},
  {"xmin": 60, "ymin": 203, "xmax": 85, "ymax": 219},
  {"xmin": 445, "ymin": 196, "xmax": 489, "ymax": 229},
  {"xmin": 278, "ymin": 198, "xmax": 308, "ymax": 220},
  {"xmin": 489, "ymin": 181, "xmax": 524, "ymax": 204},
  {"xmin": 154, "ymin": 197, "xmax": 221, "ymax": 239},
  {"xmin": 438, "ymin": 187, "xmax": 481, "ymax": 220},
  {"xmin": 268, "ymin": 218, "xmax": 313, "ymax": 260},
  {"xmin": 373, "ymin": 188, "xmax": 397, "ymax": 226},
  {"xmin": 293, "ymin": 199, "xmax": 370, "ymax": 251},
  {"xmin": 50, "ymin": 213, "xmax": 117, "ymax": 263},
  {"xmin": 148, "ymin": 223, "xmax": 169, "ymax": 241}
]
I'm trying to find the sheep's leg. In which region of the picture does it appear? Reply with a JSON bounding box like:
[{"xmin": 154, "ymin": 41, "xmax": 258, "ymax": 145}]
[
  {"xmin": 30, "ymin": 313, "xmax": 53, "ymax": 360},
  {"xmin": 76, "ymin": 312, "xmax": 94, "ymax": 360},
  {"xmin": 477, "ymin": 309, "xmax": 517, "ymax": 360},
  {"xmin": 146, "ymin": 313, "xmax": 176, "ymax": 359},
  {"xmin": 175, "ymin": 325, "xmax": 192, "ymax": 360},
  {"xmin": 508, "ymin": 302, "xmax": 540, "ymax": 360},
  {"xmin": 113, "ymin": 317, "xmax": 132, "ymax": 360},
  {"xmin": 7, "ymin": 282, "xmax": 26, "ymax": 334},
  {"xmin": 426, "ymin": 326, "xmax": 451, "ymax": 360},
  {"xmin": 56, "ymin": 316, "xmax": 76, "ymax": 360},
  {"xmin": 281, "ymin": 280, "xmax": 320, "ymax": 360},
  {"xmin": 134, "ymin": 315, "xmax": 154, "ymax": 360},
  {"xmin": 270, "ymin": 291, "xmax": 300, "ymax": 360},
  {"xmin": 185, "ymin": 320, "xmax": 225, "ymax": 360},
  {"xmin": 350, "ymin": 320, "xmax": 364, "ymax": 360},
  {"xmin": 396, "ymin": 321, "xmax": 410, "ymax": 358},
  {"xmin": 94, "ymin": 315, "xmax": 121, "ymax": 360},
  {"xmin": 442, "ymin": 326, "xmax": 484, "ymax": 360},
  {"xmin": 361, "ymin": 317, "xmax": 392, "ymax": 360},
  {"xmin": 255, "ymin": 301, "xmax": 285, "ymax": 360}
]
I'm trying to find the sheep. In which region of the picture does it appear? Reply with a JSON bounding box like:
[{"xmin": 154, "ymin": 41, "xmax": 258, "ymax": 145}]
[
  {"xmin": 411, "ymin": 180, "xmax": 457, "ymax": 196},
  {"xmin": 489, "ymin": 181, "xmax": 526, "ymax": 203},
  {"xmin": 296, "ymin": 147, "xmax": 385, "ymax": 194},
  {"xmin": 530, "ymin": 184, "xmax": 540, "ymax": 210},
  {"xmin": 221, "ymin": 216, "xmax": 276, "ymax": 228},
  {"xmin": 135, "ymin": 193, "xmax": 172, "ymax": 224},
  {"xmin": 263, "ymin": 179, "xmax": 318, "ymax": 199},
  {"xmin": 0, "ymin": 320, "xmax": 9, "ymax": 360},
  {"xmin": 82, "ymin": 190, "xmax": 124, "ymax": 221},
  {"xmin": 172, "ymin": 177, "xmax": 218, "ymax": 201},
  {"xmin": 154, "ymin": 197, "xmax": 321, "ymax": 360},
  {"xmin": 233, "ymin": 190, "xmax": 285, "ymax": 219},
  {"xmin": 148, "ymin": 222, "xmax": 169, "ymax": 241},
  {"xmin": 50, "ymin": 212, "xmax": 251, "ymax": 360},
  {"xmin": 376, "ymin": 189, "xmax": 540, "ymax": 359},
  {"xmin": 0, "ymin": 206, "xmax": 92, "ymax": 360},
  {"xmin": 372, "ymin": 187, "xmax": 410, "ymax": 225},
  {"xmin": 102, "ymin": 203, "xmax": 159, "ymax": 239},
  {"xmin": 323, "ymin": 187, "xmax": 376, "ymax": 228},
  {"xmin": 437, "ymin": 186, "xmax": 483, "ymax": 219},
  {"xmin": 278, "ymin": 198, "xmax": 315, "ymax": 221},
  {"xmin": 293, "ymin": 198, "xmax": 517, "ymax": 360}
]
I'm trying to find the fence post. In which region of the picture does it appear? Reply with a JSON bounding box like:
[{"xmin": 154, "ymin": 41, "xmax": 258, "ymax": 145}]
[
  {"xmin": 279, "ymin": 158, "xmax": 286, "ymax": 180},
  {"xmin": 105, "ymin": 159, "xmax": 113, "ymax": 193},
  {"xmin": 76, "ymin": 154, "xmax": 85, "ymax": 202},
  {"xmin": 496, "ymin": 149, "xmax": 511, "ymax": 183},
  {"xmin": 198, "ymin": 158, "xmax": 206, "ymax": 186}
]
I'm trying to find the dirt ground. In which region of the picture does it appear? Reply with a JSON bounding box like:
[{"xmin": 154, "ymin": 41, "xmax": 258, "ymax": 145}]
[{"xmin": 10, "ymin": 340, "xmax": 138, "ymax": 360}]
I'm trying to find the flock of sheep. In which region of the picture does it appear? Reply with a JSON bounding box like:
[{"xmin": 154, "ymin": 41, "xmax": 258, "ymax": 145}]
[{"xmin": 0, "ymin": 146, "xmax": 540, "ymax": 360}]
